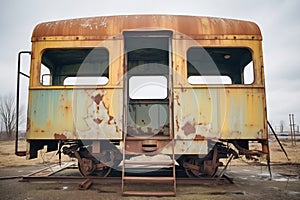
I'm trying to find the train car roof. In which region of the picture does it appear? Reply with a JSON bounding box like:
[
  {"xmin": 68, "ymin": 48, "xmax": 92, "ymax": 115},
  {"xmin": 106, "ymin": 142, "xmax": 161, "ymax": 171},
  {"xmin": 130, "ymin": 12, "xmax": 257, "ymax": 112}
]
[{"xmin": 32, "ymin": 15, "xmax": 262, "ymax": 41}]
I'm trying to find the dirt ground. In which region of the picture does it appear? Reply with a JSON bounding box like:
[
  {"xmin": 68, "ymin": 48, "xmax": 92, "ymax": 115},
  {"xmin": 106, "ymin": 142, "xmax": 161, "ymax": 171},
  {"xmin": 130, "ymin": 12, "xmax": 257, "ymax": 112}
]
[{"xmin": 0, "ymin": 137, "xmax": 299, "ymax": 199}]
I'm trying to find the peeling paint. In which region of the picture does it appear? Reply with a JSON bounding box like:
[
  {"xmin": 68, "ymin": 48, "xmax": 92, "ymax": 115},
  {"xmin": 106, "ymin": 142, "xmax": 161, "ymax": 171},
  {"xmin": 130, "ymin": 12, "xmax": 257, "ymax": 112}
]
[
  {"xmin": 76, "ymin": 90, "xmax": 122, "ymax": 139},
  {"xmin": 181, "ymin": 122, "xmax": 196, "ymax": 136},
  {"xmin": 54, "ymin": 133, "xmax": 67, "ymax": 140}
]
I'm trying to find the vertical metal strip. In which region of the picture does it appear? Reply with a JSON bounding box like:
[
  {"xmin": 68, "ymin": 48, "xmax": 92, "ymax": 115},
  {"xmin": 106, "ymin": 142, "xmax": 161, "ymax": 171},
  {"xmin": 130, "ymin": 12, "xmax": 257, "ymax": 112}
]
[
  {"xmin": 168, "ymin": 34, "xmax": 176, "ymax": 194},
  {"xmin": 168, "ymin": 35, "xmax": 174, "ymax": 140},
  {"xmin": 122, "ymin": 35, "xmax": 128, "ymax": 193},
  {"xmin": 15, "ymin": 51, "xmax": 31, "ymax": 156}
]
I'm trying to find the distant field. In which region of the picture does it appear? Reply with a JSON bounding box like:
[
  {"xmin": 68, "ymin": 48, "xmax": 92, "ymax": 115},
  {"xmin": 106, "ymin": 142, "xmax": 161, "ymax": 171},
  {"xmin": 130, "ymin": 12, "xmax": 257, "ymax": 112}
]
[{"xmin": 0, "ymin": 140, "xmax": 71, "ymax": 167}]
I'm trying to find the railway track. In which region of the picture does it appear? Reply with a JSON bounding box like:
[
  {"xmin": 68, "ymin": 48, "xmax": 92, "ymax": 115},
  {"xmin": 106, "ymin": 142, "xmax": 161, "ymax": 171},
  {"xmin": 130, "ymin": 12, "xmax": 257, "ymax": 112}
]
[
  {"xmin": 18, "ymin": 162, "xmax": 233, "ymax": 189},
  {"xmin": 21, "ymin": 175, "xmax": 233, "ymax": 184},
  {"xmin": 23, "ymin": 162, "xmax": 77, "ymax": 177}
]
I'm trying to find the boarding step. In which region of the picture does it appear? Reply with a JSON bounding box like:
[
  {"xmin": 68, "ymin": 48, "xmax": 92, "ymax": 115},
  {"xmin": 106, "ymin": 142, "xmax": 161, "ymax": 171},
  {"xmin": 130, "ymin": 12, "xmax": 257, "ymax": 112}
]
[
  {"xmin": 120, "ymin": 154, "xmax": 178, "ymax": 169},
  {"xmin": 123, "ymin": 191, "xmax": 175, "ymax": 197},
  {"xmin": 122, "ymin": 137, "xmax": 176, "ymax": 196},
  {"xmin": 123, "ymin": 176, "xmax": 175, "ymax": 183},
  {"xmin": 124, "ymin": 160, "xmax": 174, "ymax": 166}
]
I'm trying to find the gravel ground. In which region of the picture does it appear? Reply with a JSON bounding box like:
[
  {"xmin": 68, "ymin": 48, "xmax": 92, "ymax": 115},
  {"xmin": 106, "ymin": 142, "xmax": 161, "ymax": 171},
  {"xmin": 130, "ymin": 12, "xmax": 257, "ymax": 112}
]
[
  {"xmin": 0, "ymin": 138, "xmax": 299, "ymax": 200},
  {"xmin": 0, "ymin": 163, "xmax": 299, "ymax": 200}
]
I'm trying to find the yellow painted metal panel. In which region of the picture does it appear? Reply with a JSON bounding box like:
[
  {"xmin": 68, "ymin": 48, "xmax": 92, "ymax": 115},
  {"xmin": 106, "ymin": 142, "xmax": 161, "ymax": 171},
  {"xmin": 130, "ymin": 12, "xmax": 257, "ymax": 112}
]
[
  {"xmin": 28, "ymin": 88, "xmax": 123, "ymax": 140},
  {"xmin": 174, "ymin": 87, "xmax": 266, "ymax": 140}
]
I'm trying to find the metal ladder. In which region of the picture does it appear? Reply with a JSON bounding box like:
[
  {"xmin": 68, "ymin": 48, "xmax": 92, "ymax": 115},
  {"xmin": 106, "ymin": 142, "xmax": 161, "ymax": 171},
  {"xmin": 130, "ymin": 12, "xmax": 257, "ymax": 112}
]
[{"xmin": 121, "ymin": 138, "xmax": 176, "ymax": 196}]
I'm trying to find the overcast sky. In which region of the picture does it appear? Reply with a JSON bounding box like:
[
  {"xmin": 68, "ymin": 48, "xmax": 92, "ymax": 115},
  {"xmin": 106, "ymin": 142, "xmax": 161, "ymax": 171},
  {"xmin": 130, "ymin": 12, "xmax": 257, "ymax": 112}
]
[{"xmin": 0, "ymin": 0, "xmax": 299, "ymax": 127}]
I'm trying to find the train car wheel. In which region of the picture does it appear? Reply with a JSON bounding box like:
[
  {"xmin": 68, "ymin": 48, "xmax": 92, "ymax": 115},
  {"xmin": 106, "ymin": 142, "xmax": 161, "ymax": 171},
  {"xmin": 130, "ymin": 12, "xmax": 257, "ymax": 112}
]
[
  {"xmin": 78, "ymin": 158, "xmax": 111, "ymax": 177},
  {"xmin": 183, "ymin": 157, "xmax": 219, "ymax": 178},
  {"xmin": 183, "ymin": 146, "xmax": 220, "ymax": 178},
  {"xmin": 184, "ymin": 157, "xmax": 204, "ymax": 178}
]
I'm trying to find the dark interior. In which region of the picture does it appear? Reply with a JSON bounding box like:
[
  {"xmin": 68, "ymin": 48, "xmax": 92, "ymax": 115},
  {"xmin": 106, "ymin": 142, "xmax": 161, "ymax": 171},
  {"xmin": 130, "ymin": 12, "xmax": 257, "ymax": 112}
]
[
  {"xmin": 41, "ymin": 48, "xmax": 109, "ymax": 85},
  {"xmin": 187, "ymin": 47, "xmax": 252, "ymax": 84}
]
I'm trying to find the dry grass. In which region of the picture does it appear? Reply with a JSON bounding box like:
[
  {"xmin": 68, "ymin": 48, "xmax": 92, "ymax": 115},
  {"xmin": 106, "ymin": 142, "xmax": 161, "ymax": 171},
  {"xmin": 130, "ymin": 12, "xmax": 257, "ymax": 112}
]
[{"xmin": 0, "ymin": 140, "xmax": 71, "ymax": 167}]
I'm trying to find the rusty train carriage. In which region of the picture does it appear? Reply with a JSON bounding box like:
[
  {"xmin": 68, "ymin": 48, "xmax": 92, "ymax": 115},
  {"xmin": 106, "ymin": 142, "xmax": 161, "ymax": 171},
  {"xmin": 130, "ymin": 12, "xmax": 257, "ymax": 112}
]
[{"xmin": 16, "ymin": 15, "xmax": 269, "ymax": 195}]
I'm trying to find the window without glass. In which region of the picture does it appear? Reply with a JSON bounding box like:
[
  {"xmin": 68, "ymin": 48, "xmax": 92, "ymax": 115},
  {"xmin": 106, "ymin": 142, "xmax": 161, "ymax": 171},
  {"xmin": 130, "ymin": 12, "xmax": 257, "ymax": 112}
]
[
  {"xmin": 129, "ymin": 76, "xmax": 168, "ymax": 99},
  {"xmin": 40, "ymin": 48, "xmax": 109, "ymax": 86},
  {"xmin": 187, "ymin": 47, "xmax": 254, "ymax": 84}
]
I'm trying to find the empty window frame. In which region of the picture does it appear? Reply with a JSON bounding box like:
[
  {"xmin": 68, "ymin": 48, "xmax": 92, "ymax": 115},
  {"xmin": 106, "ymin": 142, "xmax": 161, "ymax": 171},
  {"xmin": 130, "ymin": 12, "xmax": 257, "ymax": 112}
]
[
  {"xmin": 129, "ymin": 76, "xmax": 168, "ymax": 99},
  {"xmin": 40, "ymin": 48, "xmax": 109, "ymax": 86},
  {"xmin": 187, "ymin": 47, "xmax": 254, "ymax": 84}
]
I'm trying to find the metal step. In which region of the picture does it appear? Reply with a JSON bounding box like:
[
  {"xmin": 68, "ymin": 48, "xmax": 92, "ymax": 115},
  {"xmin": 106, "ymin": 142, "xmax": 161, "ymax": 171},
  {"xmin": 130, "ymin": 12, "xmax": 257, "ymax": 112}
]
[
  {"xmin": 123, "ymin": 191, "xmax": 176, "ymax": 197},
  {"xmin": 123, "ymin": 176, "xmax": 175, "ymax": 183},
  {"xmin": 122, "ymin": 134, "xmax": 176, "ymax": 196},
  {"xmin": 124, "ymin": 160, "xmax": 174, "ymax": 166}
]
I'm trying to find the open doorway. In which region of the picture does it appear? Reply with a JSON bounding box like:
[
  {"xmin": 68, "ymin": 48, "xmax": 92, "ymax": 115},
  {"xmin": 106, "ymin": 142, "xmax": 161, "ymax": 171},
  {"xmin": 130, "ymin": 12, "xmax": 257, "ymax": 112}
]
[{"xmin": 124, "ymin": 31, "xmax": 172, "ymax": 138}]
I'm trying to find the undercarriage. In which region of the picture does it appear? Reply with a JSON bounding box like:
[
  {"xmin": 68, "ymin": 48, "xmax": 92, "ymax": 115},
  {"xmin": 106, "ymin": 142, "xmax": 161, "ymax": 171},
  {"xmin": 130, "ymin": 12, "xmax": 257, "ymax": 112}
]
[{"xmin": 60, "ymin": 140, "xmax": 269, "ymax": 178}]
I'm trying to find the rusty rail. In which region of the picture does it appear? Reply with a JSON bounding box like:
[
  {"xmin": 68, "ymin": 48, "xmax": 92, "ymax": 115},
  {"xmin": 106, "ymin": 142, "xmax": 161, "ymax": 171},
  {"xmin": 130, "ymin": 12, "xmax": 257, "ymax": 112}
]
[
  {"xmin": 78, "ymin": 179, "xmax": 93, "ymax": 190},
  {"xmin": 21, "ymin": 176, "xmax": 232, "ymax": 185},
  {"xmin": 20, "ymin": 162, "xmax": 233, "ymax": 190},
  {"xmin": 22, "ymin": 162, "xmax": 77, "ymax": 178}
]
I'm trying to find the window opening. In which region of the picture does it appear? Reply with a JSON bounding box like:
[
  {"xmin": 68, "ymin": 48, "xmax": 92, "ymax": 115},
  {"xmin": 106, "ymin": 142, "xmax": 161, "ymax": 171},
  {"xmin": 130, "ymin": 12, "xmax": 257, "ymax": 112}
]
[
  {"xmin": 187, "ymin": 47, "xmax": 254, "ymax": 84},
  {"xmin": 40, "ymin": 64, "xmax": 51, "ymax": 85},
  {"xmin": 243, "ymin": 61, "xmax": 254, "ymax": 84},
  {"xmin": 129, "ymin": 76, "xmax": 168, "ymax": 99},
  {"xmin": 64, "ymin": 76, "xmax": 109, "ymax": 85},
  {"xmin": 188, "ymin": 76, "xmax": 232, "ymax": 84},
  {"xmin": 40, "ymin": 48, "xmax": 109, "ymax": 86}
]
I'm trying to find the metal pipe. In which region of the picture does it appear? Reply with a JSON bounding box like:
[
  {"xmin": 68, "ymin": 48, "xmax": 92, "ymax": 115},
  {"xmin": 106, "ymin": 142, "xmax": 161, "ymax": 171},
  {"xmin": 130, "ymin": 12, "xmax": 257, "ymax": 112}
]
[
  {"xmin": 267, "ymin": 121, "xmax": 289, "ymax": 160},
  {"xmin": 15, "ymin": 51, "xmax": 31, "ymax": 156},
  {"xmin": 292, "ymin": 114, "xmax": 296, "ymax": 145}
]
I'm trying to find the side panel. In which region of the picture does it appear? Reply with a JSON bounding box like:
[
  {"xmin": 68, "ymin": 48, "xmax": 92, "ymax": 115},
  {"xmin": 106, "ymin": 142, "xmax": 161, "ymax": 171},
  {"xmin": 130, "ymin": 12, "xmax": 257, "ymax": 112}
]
[
  {"xmin": 174, "ymin": 87, "xmax": 266, "ymax": 140},
  {"xmin": 28, "ymin": 88, "xmax": 123, "ymax": 140}
]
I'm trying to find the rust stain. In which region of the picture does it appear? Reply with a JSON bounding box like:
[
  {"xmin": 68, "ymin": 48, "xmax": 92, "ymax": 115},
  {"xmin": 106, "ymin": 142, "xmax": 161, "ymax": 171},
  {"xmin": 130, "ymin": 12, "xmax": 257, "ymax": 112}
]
[
  {"xmin": 175, "ymin": 95, "xmax": 181, "ymax": 106},
  {"xmin": 115, "ymin": 125, "xmax": 121, "ymax": 133},
  {"xmin": 108, "ymin": 116, "xmax": 114, "ymax": 124},
  {"xmin": 194, "ymin": 134, "xmax": 205, "ymax": 141},
  {"xmin": 179, "ymin": 83, "xmax": 187, "ymax": 92},
  {"xmin": 54, "ymin": 133, "xmax": 67, "ymax": 140},
  {"xmin": 175, "ymin": 117, "xmax": 180, "ymax": 132},
  {"xmin": 93, "ymin": 118, "xmax": 103, "ymax": 124},
  {"xmin": 181, "ymin": 122, "xmax": 196, "ymax": 136},
  {"xmin": 91, "ymin": 93, "xmax": 104, "ymax": 105}
]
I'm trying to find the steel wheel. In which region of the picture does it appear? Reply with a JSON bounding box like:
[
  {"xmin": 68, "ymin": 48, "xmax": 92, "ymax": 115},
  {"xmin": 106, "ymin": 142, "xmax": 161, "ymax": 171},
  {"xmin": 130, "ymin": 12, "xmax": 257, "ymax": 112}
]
[{"xmin": 78, "ymin": 159, "xmax": 111, "ymax": 177}]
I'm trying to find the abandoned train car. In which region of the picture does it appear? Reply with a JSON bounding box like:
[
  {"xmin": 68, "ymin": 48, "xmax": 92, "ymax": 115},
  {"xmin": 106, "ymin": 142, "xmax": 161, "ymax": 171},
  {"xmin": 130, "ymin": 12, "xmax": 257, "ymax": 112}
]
[{"xmin": 16, "ymin": 15, "xmax": 269, "ymax": 196}]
